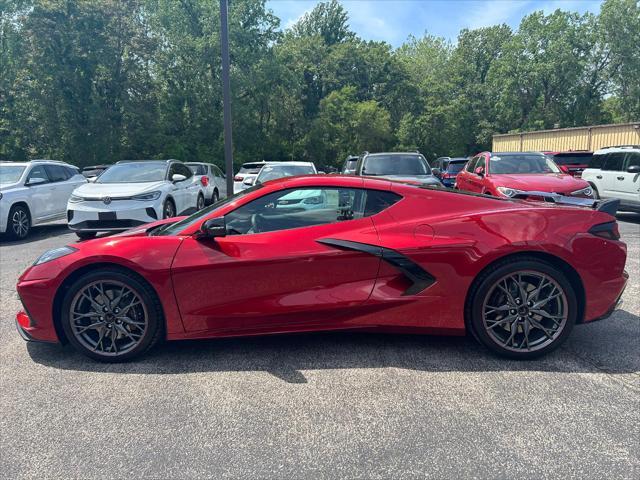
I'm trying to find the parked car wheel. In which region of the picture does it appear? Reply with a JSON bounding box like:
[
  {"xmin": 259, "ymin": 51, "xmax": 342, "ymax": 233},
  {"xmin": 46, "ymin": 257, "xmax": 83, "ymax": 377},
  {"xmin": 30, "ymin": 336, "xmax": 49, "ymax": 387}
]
[
  {"xmin": 76, "ymin": 231, "xmax": 97, "ymax": 241},
  {"xmin": 468, "ymin": 258, "xmax": 576, "ymax": 359},
  {"xmin": 60, "ymin": 268, "xmax": 163, "ymax": 362},
  {"xmin": 589, "ymin": 184, "xmax": 600, "ymax": 199},
  {"xmin": 162, "ymin": 198, "xmax": 176, "ymax": 219},
  {"xmin": 197, "ymin": 193, "xmax": 205, "ymax": 210},
  {"xmin": 212, "ymin": 189, "xmax": 219, "ymax": 204},
  {"xmin": 7, "ymin": 204, "xmax": 31, "ymax": 240}
]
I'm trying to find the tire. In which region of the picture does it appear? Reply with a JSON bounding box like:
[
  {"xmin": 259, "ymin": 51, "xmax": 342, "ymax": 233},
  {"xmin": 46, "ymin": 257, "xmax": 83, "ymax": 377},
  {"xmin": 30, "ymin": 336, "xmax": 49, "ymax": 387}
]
[
  {"xmin": 6, "ymin": 204, "xmax": 31, "ymax": 240},
  {"xmin": 197, "ymin": 193, "xmax": 205, "ymax": 211},
  {"xmin": 76, "ymin": 231, "xmax": 97, "ymax": 241},
  {"xmin": 60, "ymin": 268, "xmax": 164, "ymax": 362},
  {"xmin": 212, "ymin": 189, "xmax": 219, "ymax": 204},
  {"xmin": 162, "ymin": 198, "xmax": 176, "ymax": 219},
  {"xmin": 589, "ymin": 183, "xmax": 600, "ymax": 200},
  {"xmin": 467, "ymin": 257, "xmax": 577, "ymax": 359}
]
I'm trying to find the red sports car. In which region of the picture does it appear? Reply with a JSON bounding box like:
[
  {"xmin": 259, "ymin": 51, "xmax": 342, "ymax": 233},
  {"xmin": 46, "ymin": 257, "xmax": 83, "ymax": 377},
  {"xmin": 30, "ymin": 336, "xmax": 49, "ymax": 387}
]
[
  {"xmin": 456, "ymin": 151, "xmax": 594, "ymax": 198},
  {"xmin": 16, "ymin": 175, "xmax": 627, "ymax": 362}
]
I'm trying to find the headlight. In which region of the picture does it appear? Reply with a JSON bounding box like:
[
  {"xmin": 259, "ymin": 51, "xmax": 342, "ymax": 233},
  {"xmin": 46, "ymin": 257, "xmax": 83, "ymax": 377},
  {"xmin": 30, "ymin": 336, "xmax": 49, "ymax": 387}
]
[
  {"xmin": 69, "ymin": 194, "xmax": 84, "ymax": 203},
  {"xmin": 496, "ymin": 187, "xmax": 522, "ymax": 197},
  {"xmin": 131, "ymin": 191, "xmax": 162, "ymax": 201},
  {"xmin": 570, "ymin": 186, "xmax": 593, "ymax": 197},
  {"xmin": 33, "ymin": 246, "xmax": 78, "ymax": 266}
]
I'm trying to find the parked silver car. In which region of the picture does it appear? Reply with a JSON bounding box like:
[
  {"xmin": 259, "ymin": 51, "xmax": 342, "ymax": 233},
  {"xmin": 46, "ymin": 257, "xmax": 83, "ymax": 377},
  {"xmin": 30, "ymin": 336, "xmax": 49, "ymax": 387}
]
[
  {"xmin": 186, "ymin": 162, "xmax": 228, "ymax": 204},
  {"xmin": 354, "ymin": 152, "xmax": 442, "ymax": 186}
]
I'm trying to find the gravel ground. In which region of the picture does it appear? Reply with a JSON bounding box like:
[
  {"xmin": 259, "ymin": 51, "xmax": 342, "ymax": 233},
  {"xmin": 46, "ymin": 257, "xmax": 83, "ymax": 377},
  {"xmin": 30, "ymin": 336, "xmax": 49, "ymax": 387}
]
[{"xmin": 1, "ymin": 215, "xmax": 638, "ymax": 479}]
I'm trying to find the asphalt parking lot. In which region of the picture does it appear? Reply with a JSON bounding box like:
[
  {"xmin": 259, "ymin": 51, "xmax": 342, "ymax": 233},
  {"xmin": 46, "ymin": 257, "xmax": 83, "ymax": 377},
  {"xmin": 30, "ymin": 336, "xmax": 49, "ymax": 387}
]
[{"xmin": 1, "ymin": 216, "xmax": 638, "ymax": 479}]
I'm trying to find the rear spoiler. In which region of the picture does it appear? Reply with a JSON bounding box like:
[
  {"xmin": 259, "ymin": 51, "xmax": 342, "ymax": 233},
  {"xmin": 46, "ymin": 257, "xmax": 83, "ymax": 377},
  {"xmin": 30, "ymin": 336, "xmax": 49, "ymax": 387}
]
[{"xmin": 511, "ymin": 191, "xmax": 620, "ymax": 216}]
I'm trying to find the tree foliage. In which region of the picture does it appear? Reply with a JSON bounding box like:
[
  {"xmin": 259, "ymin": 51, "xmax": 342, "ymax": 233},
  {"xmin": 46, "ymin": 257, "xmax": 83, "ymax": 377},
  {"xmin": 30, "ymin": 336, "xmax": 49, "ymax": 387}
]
[{"xmin": 1, "ymin": 0, "xmax": 638, "ymax": 168}]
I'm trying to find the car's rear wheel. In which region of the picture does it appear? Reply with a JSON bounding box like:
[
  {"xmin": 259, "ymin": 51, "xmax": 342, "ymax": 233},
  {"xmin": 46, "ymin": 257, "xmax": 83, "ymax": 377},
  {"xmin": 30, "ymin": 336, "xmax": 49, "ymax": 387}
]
[
  {"xmin": 212, "ymin": 189, "xmax": 219, "ymax": 204},
  {"xmin": 60, "ymin": 269, "xmax": 163, "ymax": 362},
  {"xmin": 468, "ymin": 258, "xmax": 576, "ymax": 359},
  {"xmin": 76, "ymin": 231, "xmax": 97, "ymax": 240},
  {"xmin": 7, "ymin": 204, "xmax": 31, "ymax": 240},
  {"xmin": 163, "ymin": 198, "xmax": 175, "ymax": 219},
  {"xmin": 197, "ymin": 193, "xmax": 205, "ymax": 210}
]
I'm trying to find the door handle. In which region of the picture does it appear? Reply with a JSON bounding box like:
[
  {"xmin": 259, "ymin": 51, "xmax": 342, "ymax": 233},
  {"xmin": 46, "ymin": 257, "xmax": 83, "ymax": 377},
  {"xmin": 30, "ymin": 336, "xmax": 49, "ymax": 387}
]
[
  {"xmin": 596, "ymin": 175, "xmax": 602, "ymax": 179},
  {"xmin": 617, "ymin": 176, "xmax": 625, "ymax": 180}
]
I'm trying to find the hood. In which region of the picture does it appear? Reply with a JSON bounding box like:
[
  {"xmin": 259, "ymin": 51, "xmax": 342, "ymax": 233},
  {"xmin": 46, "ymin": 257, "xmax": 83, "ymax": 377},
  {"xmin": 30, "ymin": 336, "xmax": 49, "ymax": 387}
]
[
  {"xmin": 73, "ymin": 181, "xmax": 167, "ymax": 198},
  {"xmin": 491, "ymin": 173, "xmax": 588, "ymax": 193},
  {"xmin": 0, "ymin": 181, "xmax": 21, "ymax": 191}
]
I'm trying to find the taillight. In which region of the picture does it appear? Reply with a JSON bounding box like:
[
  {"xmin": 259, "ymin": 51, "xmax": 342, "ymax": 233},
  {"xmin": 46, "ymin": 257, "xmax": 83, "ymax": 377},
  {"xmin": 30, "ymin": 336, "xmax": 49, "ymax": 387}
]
[
  {"xmin": 442, "ymin": 173, "xmax": 453, "ymax": 179},
  {"xmin": 201, "ymin": 176, "xmax": 209, "ymax": 187},
  {"xmin": 234, "ymin": 175, "xmax": 244, "ymax": 182},
  {"xmin": 588, "ymin": 221, "xmax": 620, "ymax": 240}
]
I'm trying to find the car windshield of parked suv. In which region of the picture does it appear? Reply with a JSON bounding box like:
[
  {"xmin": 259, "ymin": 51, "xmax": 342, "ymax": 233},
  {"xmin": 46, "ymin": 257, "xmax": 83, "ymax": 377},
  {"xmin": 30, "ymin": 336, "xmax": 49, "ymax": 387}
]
[
  {"xmin": 490, "ymin": 154, "xmax": 561, "ymax": 174},
  {"xmin": 256, "ymin": 164, "xmax": 315, "ymax": 183},
  {"xmin": 446, "ymin": 161, "xmax": 467, "ymax": 174},
  {"xmin": 186, "ymin": 164, "xmax": 207, "ymax": 175},
  {"xmin": 363, "ymin": 154, "xmax": 431, "ymax": 176},
  {"xmin": 0, "ymin": 165, "xmax": 26, "ymax": 184},
  {"xmin": 96, "ymin": 162, "xmax": 167, "ymax": 183},
  {"xmin": 548, "ymin": 153, "xmax": 593, "ymax": 166}
]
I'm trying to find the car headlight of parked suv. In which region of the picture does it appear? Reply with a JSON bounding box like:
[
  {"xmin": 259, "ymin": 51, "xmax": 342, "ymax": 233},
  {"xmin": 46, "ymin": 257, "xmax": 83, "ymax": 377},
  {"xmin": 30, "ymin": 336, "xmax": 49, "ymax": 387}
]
[
  {"xmin": 131, "ymin": 191, "xmax": 162, "ymax": 201},
  {"xmin": 570, "ymin": 186, "xmax": 593, "ymax": 197}
]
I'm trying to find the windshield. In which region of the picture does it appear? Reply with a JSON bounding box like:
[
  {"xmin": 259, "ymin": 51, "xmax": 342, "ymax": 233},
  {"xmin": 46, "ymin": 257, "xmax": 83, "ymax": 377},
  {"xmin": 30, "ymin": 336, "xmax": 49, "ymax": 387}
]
[
  {"xmin": 153, "ymin": 184, "xmax": 264, "ymax": 236},
  {"xmin": 446, "ymin": 161, "xmax": 466, "ymax": 174},
  {"xmin": 490, "ymin": 155, "xmax": 561, "ymax": 174},
  {"xmin": 0, "ymin": 165, "xmax": 26, "ymax": 184},
  {"xmin": 97, "ymin": 162, "xmax": 167, "ymax": 183},
  {"xmin": 363, "ymin": 155, "xmax": 431, "ymax": 176},
  {"xmin": 256, "ymin": 164, "xmax": 315, "ymax": 183},
  {"xmin": 548, "ymin": 153, "xmax": 592, "ymax": 166}
]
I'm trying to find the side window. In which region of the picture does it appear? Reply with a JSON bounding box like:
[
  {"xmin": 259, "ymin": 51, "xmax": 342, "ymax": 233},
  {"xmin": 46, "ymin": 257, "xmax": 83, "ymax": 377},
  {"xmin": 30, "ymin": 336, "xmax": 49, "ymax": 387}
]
[
  {"xmin": 175, "ymin": 163, "xmax": 193, "ymax": 179},
  {"xmin": 66, "ymin": 166, "xmax": 80, "ymax": 178},
  {"xmin": 466, "ymin": 156, "xmax": 479, "ymax": 172},
  {"xmin": 44, "ymin": 165, "xmax": 70, "ymax": 182},
  {"xmin": 213, "ymin": 166, "xmax": 224, "ymax": 178},
  {"xmin": 475, "ymin": 156, "xmax": 486, "ymax": 173},
  {"xmin": 225, "ymin": 188, "xmax": 393, "ymax": 235},
  {"xmin": 589, "ymin": 154, "xmax": 605, "ymax": 169},
  {"xmin": 26, "ymin": 165, "xmax": 50, "ymax": 184},
  {"xmin": 602, "ymin": 153, "xmax": 625, "ymax": 171},
  {"xmin": 623, "ymin": 152, "xmax": 640, "ymax": 170}
]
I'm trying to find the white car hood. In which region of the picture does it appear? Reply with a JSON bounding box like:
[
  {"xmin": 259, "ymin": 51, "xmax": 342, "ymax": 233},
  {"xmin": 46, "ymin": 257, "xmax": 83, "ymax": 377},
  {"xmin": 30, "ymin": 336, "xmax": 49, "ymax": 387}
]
[
  {"xmin": 0, "ymin": 181, "xmax": 21, "ymax": 191},
  {"xmin": 74, "ymin": 181, "xmax": 167, "ymax": 198}
]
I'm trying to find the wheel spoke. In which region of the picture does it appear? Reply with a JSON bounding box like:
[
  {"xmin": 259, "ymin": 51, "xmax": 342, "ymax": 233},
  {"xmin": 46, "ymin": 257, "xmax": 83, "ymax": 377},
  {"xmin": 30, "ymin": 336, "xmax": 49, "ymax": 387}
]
[
  {"xmin": 74, "ymin": 321, "xmax": 104, "ymax": 334},
  {"xmin": 486, "ymin": 314, "xmax": 517, "ymax": 330}
]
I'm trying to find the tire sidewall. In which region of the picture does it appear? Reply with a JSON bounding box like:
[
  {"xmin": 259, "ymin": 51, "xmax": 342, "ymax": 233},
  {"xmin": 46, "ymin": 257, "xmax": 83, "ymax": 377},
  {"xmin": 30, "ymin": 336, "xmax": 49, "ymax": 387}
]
[
  {"xmin": 163, "ymin": 198, "xmax": 175, "ymax": 219},
  {"xmin": 8, "ymin": 205, "xmax": 30, "ymax": 240},
  {"xmin": 60, "ymin": 269, "xmax": 162, "ymax": 362},
  {"xmin": 470, "ymin": 259, "xmax": 577, "ymax": 359}
]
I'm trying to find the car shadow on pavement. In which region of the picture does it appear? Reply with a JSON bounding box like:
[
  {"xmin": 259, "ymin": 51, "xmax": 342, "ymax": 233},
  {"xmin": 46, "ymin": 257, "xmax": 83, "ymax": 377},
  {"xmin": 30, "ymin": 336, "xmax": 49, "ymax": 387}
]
[
  {"xmin": 27, "ymin": 310, "xmax": 639, "ymax": 383},
  {"xmin": 0, "ymin": 223, "xmax": 71, "ymax": 245}
]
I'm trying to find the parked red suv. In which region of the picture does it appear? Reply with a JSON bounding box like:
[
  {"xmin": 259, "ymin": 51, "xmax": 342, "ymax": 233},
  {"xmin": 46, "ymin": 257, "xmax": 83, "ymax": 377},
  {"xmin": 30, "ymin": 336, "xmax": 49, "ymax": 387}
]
[
  {"xmin": 543, "ymin": 151, "xmax": 593, "ymax": 178},
  {"xmin": 455, "ymin": 152, "xmax": 594, "ymax": 198}
]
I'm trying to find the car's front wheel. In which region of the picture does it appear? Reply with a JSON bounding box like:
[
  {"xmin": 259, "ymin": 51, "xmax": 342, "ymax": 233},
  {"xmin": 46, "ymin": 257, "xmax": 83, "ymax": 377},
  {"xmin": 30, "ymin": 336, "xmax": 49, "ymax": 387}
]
[
  {"xmin": 7, "ymin": 204, "xmax": 31, "ymax": 240},
  {"xmin": 60, "ymin": 268, "xmax": 163, "ymax": 362},
  {"xmin": 162, "ymin": 198, "xmax": 176, "ymax": 219},
  {"xmin": 468, "ymin": 258, "xmax": 577, "ymax": 359}
]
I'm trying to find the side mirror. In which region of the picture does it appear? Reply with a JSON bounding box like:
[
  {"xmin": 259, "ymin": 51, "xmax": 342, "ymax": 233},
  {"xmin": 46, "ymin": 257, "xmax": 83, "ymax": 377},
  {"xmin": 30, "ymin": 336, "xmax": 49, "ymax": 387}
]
[
  {"xmin": 432, "ymin": 168, "xmax": 441, "ymax": 177},
  {"xmin": 243, "ymin": 177, "xmax": 254, "ymax": 186},
  {"xmin": 26, "ymin": 177, "xmax": 47, "ymax": 186},
  {"xmin": 199, "ymin": 217, "xmax": 226, "ymax": 238},
  {"xmin": 88, "ymin": 177, "xmax": 97, "ymax": 183},
  {"xmin": 559, "ymin": 165, "xmax": 570, "ymax": 174},
  {"xmin": 627, "ymin": 165, "xmax": 640, "ymax": 173},
  {"xmin": 475, "ymin": 166, "xmax": 485, "ymax": 177},
  {"xmin": 172, "ymin": 173, "xmax": 187, "ymax": 183}
]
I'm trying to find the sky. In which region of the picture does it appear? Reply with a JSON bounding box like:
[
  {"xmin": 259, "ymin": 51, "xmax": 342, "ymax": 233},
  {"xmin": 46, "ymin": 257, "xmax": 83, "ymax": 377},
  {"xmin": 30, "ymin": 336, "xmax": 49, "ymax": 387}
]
[{"xmin": 266, "ymin": 0, "xmax": 604, "ymax": 47}]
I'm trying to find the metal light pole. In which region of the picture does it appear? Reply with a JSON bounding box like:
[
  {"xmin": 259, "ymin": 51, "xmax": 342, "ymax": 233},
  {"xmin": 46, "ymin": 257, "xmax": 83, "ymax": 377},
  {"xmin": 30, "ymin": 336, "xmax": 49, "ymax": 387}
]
[{"xmin": 220, "ymin": 0, "xmax": 234, "ymax": 195}]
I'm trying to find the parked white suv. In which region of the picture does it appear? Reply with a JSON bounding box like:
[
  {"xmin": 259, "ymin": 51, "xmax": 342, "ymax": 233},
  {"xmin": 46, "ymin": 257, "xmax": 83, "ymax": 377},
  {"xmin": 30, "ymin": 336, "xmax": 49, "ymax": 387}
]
[
  {"xmin": 0, "ymin": 160, "xmax": 86, "ymax": 239},
  {"xmin": 582, "ymin": 145, "xmax": 640, "ymax": 213},
  {"xmin": 186, "ymin": 162, "xmax": 228, "ymax": 204},
  {"xmin": 67, "ymin": 159, "xmax": 204, "ymax": 239}
]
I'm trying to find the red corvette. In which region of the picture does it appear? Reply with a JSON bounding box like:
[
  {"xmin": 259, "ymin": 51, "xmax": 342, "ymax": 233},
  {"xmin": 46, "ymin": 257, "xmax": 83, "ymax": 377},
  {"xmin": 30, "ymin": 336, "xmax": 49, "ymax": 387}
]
[
  {"xmin": 456, "ymin": 151, "xmax": 594, "ymax": 198},
  {"xmin": 16, "ymin": 175, "xmax": 627, "ymax": 362}
]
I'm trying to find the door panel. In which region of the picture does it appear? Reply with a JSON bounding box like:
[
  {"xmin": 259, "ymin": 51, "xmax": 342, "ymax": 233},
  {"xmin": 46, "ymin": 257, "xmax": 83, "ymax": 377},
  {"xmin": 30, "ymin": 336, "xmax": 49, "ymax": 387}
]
[
  {"xmin": 171, "ymin": 217, "xmax": 381, "ymax": 333},
  {"xmin": 618, "ymin": 152, "xmax": 640, "ymax": 203},
  {"xmin": 601, "ymin": 152, "xmax": 626, "ymax": 199},
  {"xmin": 25, "ymin": 165, "xmax": 54, "ymax": 220}
]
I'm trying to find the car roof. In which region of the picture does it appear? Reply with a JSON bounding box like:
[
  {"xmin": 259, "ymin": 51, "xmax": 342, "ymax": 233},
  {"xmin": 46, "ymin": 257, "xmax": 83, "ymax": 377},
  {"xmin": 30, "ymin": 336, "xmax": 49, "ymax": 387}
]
[
  {"xmin": 0, "ymin": 159, "xmax": 74, "ymax": 167},
  {"xmin": 116, "ymin": 159, "xmax": 176, "ymax": 164},
  {"xmin": 366, "ymin": 152, "xmax": 423, "ymax": 157},
  {"xmin": 447, "ymin": 158, "xmax": 468, "ymax": 162},
  {"xmin": 594, "ymin": 145, "xmax": 640, "ymax": 155},
  {"xmin": 260, "ymin": 161, "xmax": 315, "ymax": 167}
]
